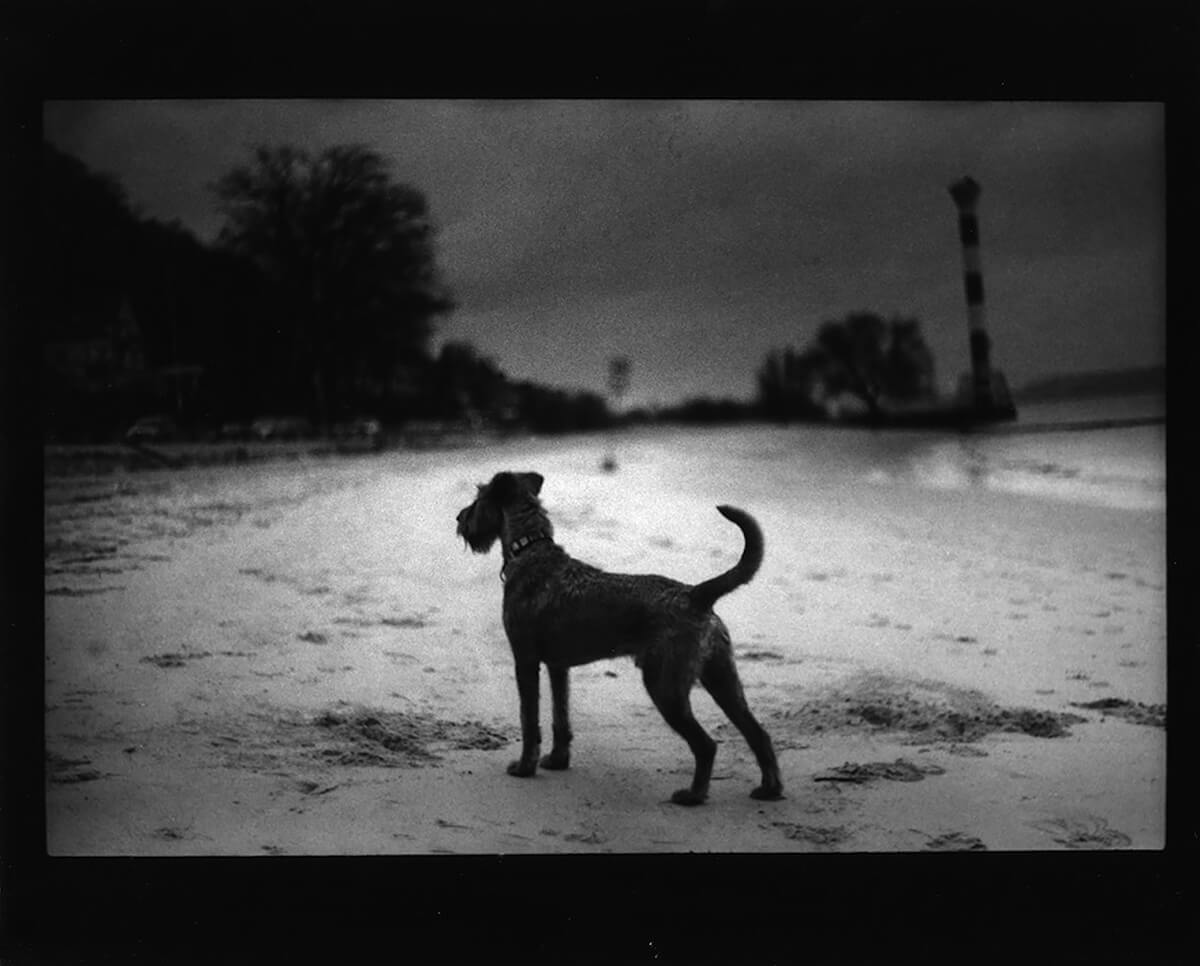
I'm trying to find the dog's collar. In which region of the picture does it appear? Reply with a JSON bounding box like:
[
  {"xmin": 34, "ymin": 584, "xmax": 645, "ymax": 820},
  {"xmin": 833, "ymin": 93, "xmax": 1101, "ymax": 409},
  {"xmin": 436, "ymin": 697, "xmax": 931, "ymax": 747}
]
[
  {"xmin": 501, "ymin": 531, "xmax": 551, "ymax": 582},
  {"xmin": 508, "ymin": 531, "xmax": 550, "ymax": 558}
]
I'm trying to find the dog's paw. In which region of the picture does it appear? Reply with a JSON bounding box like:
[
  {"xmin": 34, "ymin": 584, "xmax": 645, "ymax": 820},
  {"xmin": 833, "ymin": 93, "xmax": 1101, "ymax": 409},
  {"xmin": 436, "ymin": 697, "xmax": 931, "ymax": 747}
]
[
  {"xmin": 750, "ymin": 784, "xmax": 785, "ymax": 801},
  {"xmin": 507, "ymin": 759, "xmax": 537, "ymax": 778},
  {"xmin": 669, "ymin": 788, "xmax": 707, "ymax": 807},
  {"xmin": 539, "ymin": 750, "xmax": 570, "ymax": 771}
]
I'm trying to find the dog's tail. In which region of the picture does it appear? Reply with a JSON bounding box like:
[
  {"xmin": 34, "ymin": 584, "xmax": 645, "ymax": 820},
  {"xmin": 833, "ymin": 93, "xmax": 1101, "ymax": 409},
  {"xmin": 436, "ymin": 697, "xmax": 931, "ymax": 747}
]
[{"xmin": 689, "ymin": 505, "xmax": 764, "ymax": 611}]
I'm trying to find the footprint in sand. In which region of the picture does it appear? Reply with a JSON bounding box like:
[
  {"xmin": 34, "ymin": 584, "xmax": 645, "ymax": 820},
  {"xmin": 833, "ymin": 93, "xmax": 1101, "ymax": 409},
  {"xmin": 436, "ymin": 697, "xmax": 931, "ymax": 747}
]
[
  {"xmin": 154, "ymin": 825, "xmax": 209, "ymax": 843},
  {"xmin": 333, "ymin": 616, "xmax": 375, "ymax": 628},
  {"xmin": 295, "ymin": 779, "xmax": 340, "ymax": 796},
  {"xmin": 238, "ymin": 567, "xmax": 279, "ymax": 583},
  {"xmin": 141, "ymin": 652, "xmax": 210, "ymax": 668},
  {"xmin": 1029, "ymin": 816, "xmax": 1131, "ymax": 849},
  {"xmin": 813, "ymin": 759, "xmax": 946, "ymax": 784},
  {"xmin": 46, "ymin": 585, "xmax": 122, "ymax": 597},
  {"xmin": 50, "ymin": 767, "xmax": 105, "ymax": 784},
  {"xmin": 563, "ymin": 830, "xmax": 607, "ymax": 845},
  {"xmin": 773, "ymin": 822, "xmax": 850, "ymax": 847},
  {"xmin": 946, "ymin": 745, "xmax": 988, "ymax": 758},
  {"xmin": 740, "ymin": 648, "xmax": 785, "ymax": 663},
  {"xmin": 434, "ymin": 818, "xmax": 473, "ymax": 831},
  {"xmin": 921, "ymin": 831, "xmax": 987, "ymax": 852},
  {"xmin": 1069, "ymin": 698, "xmax": 1166, "ymax": 728},
  {"xmin": 380, "ymin": 614, "xmax": 433, "ymax": 629}
]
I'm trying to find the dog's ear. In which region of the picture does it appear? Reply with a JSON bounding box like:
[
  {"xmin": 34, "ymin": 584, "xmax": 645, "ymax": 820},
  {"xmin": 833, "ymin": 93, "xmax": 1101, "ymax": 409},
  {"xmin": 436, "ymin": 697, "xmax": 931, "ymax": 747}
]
[
  {"xmin": 490, "ymin": 471, "xmax": 543, "ymax": 502},
  {"xmin": 489, "ymin": 472, "xmax": 517, "ymax": 501}
]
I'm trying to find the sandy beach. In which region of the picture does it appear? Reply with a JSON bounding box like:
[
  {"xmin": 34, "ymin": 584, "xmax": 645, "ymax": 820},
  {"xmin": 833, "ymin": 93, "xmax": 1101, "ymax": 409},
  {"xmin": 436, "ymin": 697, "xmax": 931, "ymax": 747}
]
[{"xmin": 44, "ymin": 425, "xmax": 1166, "ymax": 854}]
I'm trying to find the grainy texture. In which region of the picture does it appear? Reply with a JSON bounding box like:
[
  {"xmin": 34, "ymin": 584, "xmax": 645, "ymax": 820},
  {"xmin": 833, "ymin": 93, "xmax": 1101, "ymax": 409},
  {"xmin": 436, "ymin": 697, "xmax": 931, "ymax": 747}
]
[{"xmin": 44, "ymin": 426, "xmax": 1166, "ymax": 853}]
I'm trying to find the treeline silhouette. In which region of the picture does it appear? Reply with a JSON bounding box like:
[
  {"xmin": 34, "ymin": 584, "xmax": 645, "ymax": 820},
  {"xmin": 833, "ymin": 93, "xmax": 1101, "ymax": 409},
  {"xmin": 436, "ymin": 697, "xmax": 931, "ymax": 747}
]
[
  {"xmin": 41, "ymin": 142, "xmax": 617, "ymax": 442},
  {"xmin": 42, "ymin": 141, "xmax": 939, "ymax": 444}
]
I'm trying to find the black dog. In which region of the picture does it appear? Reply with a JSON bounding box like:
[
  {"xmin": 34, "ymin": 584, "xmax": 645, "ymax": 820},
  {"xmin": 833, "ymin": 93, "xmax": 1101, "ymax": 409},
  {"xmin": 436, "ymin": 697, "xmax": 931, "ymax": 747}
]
[{"xmin": 457, "ymin": 471, "xmax": 783, "ymax": 806}]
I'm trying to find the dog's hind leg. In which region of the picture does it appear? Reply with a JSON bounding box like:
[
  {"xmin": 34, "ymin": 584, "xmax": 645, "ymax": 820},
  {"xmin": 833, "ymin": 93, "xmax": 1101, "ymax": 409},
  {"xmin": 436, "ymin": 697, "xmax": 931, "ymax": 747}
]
[
  {"xmin": 700, "ymin": 642, "xmax": 784, "ymax": 801},
  {"xmin": 642, "ymin": 654, "xmax": 716, "ymax": 806},
  {"xmin": 540, "ymin": 664, "xmax": 572, "ymax": 770}
]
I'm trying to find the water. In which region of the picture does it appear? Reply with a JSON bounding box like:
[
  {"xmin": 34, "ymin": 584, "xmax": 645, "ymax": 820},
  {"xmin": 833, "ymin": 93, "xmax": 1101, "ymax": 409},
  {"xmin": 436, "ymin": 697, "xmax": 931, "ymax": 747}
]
[
  {"xmin": 906, "ymin": 393, "xmax": 1166, "ymax": 511},
  {"xmin": 710, "ymin": 393, "xmax": 1165, "ymax": 512}
]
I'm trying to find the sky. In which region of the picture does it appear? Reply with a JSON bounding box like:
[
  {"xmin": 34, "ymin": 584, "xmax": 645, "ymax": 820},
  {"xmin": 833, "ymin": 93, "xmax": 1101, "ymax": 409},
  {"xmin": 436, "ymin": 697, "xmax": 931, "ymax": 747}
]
[{"xmin": 43, "ymin": 100, "xmax": 1165, "ymax": 409}]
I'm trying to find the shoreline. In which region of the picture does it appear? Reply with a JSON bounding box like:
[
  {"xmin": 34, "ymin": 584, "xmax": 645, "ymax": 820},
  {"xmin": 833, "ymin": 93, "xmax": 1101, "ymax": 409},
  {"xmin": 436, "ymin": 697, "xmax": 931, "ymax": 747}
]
[{"xmin": 43, "ymin": 388, "xmax": 1165, "ymax": 477}]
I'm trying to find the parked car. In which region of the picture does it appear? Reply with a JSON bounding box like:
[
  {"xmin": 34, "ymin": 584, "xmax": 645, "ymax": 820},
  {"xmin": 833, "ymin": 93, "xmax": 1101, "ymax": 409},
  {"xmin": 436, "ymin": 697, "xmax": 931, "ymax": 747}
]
[
  {"xmin": 124, "ymin": 415, "xmax": 179, "ymax": 444},
  {"xmin": 250, "ymin": 416, "xmax": 313, "ymax": 441}
]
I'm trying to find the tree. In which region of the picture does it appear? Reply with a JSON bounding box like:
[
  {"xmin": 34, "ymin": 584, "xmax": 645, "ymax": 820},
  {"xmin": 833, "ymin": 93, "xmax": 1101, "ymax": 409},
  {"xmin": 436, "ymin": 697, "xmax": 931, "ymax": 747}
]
[
  {"xmin": 756, "ymin": 346, "xmax": 825, "ymax": 421},
  {"xmin": 757, "ymin": 312, "xmax": 937, "ymax": 422},
  {"xmin": 211, "ymin": 144, "xmax": 454, "ymax": 427},
  {"xmin": 812, "ymin": 311, "xmax": 936, "ymax": 417},
  {"xmin": 883, "ymin": 316, "xmax": 937, "ymax": 401},
  {"xmin": 430, "ymin": 341, "xmax": 507, "ymax": 421},
  {"xmin": 40, "ymin": 141, "xmax": 138, "ymax": 340}
]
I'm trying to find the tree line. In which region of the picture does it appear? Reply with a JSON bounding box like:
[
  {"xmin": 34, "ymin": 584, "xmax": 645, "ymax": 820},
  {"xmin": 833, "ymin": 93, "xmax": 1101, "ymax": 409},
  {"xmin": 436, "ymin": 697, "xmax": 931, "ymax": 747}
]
[{"xmin": 41, "ymin": 141, "xmax": 938, "ymax": 442}]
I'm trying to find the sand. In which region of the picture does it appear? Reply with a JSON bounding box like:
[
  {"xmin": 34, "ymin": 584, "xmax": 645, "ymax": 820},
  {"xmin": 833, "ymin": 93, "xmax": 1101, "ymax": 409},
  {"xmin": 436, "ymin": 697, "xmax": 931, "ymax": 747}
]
[{"xmin": 44, "ymin": 425, "xmax": 1166, "ymax": 854}]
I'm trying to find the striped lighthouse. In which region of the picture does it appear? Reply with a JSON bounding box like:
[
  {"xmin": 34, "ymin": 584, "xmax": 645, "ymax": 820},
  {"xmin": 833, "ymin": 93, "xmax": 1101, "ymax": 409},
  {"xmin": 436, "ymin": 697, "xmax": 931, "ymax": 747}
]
[{"xmin": 948, "ymin": 176, "xmax": 1014, "ymax": 420}]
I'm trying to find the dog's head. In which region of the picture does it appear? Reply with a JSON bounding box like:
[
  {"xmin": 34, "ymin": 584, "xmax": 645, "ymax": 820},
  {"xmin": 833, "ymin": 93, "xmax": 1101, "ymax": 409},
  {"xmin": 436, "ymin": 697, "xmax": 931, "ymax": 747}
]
[{"xmin": 455, "ymin": 471, "xmax": 544, "ymax": 554}]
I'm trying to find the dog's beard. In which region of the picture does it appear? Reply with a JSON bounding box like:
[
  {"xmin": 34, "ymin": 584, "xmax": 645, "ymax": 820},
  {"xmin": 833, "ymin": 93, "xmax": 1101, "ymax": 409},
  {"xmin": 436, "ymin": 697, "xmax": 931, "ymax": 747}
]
[
  {"xmin": 457, "ymin": 505, "xmax": 500, "ymax": 554},
  {"xmin": 461, "ymin": 532, "xmax": 497, "ymax": 554}
]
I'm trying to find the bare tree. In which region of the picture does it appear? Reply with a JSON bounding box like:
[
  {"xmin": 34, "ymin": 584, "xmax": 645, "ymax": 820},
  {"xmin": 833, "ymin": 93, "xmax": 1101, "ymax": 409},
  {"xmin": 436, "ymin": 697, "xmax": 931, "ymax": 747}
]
[
  {"xmin": 212, "ymin": 145, "xmax": 454, "ymax": 428},
  {"xmin": 814, "ymin": 311, "xmax": 936, "ymax": 417},
  {"xmin": 758, "ymin": 312, "xmax": 937, "ymax": 421}
]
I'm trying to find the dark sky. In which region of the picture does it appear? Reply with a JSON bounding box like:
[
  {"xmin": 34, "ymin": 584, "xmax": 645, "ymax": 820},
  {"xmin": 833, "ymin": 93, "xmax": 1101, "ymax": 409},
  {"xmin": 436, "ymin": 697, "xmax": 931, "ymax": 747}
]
[{"xmin": 44, "ymin": 100, "xmax": 1165, "ymax": 408}]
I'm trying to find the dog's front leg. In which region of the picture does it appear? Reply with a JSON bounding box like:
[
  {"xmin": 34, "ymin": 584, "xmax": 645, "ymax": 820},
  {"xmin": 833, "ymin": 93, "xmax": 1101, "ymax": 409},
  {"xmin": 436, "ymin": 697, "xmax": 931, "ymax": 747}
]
[
  {"xmin": 507, "ymin": 659, "xmax": 541, "ymax": 777},
  {"xmin": 540, "ymin": 664, "xmax": 571, "ymax": 770}
]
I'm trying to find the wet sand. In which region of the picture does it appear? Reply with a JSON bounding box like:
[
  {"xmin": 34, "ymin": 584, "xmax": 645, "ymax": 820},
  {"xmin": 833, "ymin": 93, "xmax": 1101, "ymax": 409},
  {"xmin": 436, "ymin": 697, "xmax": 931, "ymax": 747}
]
[{"xmin": 44, "ymin": 426, "xmax": 1166, "ymax": 853}]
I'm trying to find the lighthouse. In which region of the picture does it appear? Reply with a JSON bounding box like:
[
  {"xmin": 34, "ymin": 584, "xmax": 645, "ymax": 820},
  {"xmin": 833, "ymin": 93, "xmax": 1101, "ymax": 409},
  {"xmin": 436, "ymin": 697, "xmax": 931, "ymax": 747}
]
[{"xmin": 949, "ymin": 176, "xmax": 1015, "ymax": 420}]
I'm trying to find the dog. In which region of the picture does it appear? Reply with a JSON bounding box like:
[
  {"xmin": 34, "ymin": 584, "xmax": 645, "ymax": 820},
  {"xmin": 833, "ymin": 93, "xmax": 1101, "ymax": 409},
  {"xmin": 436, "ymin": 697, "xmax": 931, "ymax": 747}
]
[{"xmin": 456, "ymin": 471, "xmax": 783, "ymax": 806}]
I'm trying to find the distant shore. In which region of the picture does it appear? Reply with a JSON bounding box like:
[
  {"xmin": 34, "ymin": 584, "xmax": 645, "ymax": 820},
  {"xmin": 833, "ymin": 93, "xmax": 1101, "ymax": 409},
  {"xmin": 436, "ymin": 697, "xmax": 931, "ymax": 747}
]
[
  {"xmin": 44, "ymin": 394, "xmax": 1165, "ymax": 477},
  {"xmin": 42, "ymin": 427, "xmax": 517, "ymax": 476}
]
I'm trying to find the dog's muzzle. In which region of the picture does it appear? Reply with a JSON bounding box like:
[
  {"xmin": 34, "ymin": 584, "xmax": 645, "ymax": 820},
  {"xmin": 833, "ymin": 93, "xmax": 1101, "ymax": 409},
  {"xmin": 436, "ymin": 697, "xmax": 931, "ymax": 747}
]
[
  {"xmin": 456, "ymin": 502, "xmax": 494, "ymax": 553},
  {"xmin": 455, "ymin": 505, "xmax": 473, "ymax": 542}
]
